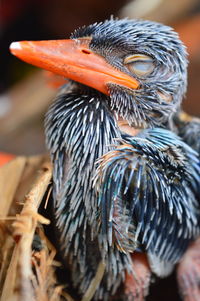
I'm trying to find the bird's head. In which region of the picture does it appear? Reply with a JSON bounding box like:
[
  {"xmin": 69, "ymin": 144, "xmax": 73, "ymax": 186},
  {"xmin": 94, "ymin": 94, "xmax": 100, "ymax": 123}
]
[{"xmin": 10, "ymin": 18, "xmax": 187, "ymax": 128}]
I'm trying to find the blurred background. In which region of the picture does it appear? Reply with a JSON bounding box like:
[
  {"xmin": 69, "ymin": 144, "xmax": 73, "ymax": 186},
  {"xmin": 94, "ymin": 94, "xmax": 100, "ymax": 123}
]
[{"xmin": 0, "ymin": 0, "xmax": 200, "ymax": 157}]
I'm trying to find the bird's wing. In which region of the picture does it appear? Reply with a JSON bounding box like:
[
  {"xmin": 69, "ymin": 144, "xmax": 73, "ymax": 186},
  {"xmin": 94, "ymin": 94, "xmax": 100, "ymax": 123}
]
[{"xmin": 95, "ymin": 128, "xmax": 200, "ymax": 265}]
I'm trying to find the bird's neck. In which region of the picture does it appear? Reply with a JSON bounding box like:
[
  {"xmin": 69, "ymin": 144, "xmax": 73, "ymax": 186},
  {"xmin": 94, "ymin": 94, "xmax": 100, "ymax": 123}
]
[{"xmin": 45, "ymin": 88, "xmax": 122, "ymax": 237}]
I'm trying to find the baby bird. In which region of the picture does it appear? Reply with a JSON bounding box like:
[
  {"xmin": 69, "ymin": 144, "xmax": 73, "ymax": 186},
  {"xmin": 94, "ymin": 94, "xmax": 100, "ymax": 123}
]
[{"xmin": 10, "ymin": 19, "xmax": 200, "ymax": 300}]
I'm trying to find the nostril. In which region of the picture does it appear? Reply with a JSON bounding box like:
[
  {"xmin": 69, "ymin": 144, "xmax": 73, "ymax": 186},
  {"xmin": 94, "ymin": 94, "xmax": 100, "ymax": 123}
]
[{"xmin": 81, "ymin": 49, "xmax": 91, "ymax": 54}]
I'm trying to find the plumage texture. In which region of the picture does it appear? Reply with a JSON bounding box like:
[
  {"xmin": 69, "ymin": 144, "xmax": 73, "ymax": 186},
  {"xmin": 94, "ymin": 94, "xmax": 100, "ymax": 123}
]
[
  {"xmin": 44, "ymin": 19, "xmax": 200, "ymax": 300},
  {"xmin": 96, "ymin": 129, "xmax": 200, "ymax": 264}
]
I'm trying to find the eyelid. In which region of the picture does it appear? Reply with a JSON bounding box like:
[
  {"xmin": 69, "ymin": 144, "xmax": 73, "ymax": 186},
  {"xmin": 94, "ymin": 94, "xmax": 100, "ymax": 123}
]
[
  {"xmin": 124, "ymin": 54, "xmax": 155, "ymax": 77},
  {"xmin": 124, "ymin": 54, "xmax": 153, "ymax": 64}
]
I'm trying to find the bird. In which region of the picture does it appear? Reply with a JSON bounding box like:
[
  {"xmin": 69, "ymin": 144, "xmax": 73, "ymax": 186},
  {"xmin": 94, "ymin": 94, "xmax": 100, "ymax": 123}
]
[{"xmin": 10, "ymin": 18, "xmax": 200, "ymax": 300}]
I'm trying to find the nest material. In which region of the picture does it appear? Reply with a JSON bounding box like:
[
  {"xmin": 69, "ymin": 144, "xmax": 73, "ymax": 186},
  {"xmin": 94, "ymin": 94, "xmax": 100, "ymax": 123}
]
[
  {"xmin": 0, "ymin": 155, "xmax": 72, "ymax": 301},
  {"xmin": 0, "ymin": 155, "xmax": 105, "ymax": 301}
]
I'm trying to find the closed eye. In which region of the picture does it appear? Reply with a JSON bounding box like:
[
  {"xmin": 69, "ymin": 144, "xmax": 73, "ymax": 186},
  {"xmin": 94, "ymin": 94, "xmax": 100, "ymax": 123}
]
[{"xmin": 124, "ymin": 54, "xmax": 155, "ymax": 77}]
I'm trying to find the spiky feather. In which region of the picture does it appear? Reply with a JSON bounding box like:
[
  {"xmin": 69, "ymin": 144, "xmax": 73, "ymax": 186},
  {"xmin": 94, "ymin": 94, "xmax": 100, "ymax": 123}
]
[{"xmin": 44, "ymin": 19, "xmax": 200, "ymax": 300}]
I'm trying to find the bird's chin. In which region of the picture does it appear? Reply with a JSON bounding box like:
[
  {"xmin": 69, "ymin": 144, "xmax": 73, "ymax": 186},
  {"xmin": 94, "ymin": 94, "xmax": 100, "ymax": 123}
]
[{"xmin": 108, "ymin": 83, "xmax": 176, "ymax": 130}]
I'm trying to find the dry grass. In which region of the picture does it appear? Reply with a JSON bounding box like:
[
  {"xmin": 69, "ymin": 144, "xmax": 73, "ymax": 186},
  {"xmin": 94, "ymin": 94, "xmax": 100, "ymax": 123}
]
[
  {"xmin": 0, "ymin": 155, "xmax": 106, "ymax": 301},
  {"xmin": 0, "ymin": 155, "xmax": 72, "ymax": 301}
]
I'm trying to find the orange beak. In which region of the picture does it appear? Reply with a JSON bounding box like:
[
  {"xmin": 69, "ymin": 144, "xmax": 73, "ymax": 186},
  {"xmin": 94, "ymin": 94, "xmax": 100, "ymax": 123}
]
[
  {"xmin": 10, "ymin": 38, "xmax": 139, "ymax": 95},
  {"xmin": 0, "ymin": 152, "xmax": 15, "ymax": 167}
]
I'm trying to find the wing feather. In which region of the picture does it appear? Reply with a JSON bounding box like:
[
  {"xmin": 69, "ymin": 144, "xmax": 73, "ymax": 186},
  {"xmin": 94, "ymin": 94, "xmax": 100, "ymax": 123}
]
[{"xmin": 96, "ymin": 128, "xmax": 200, "ymax": 264}]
